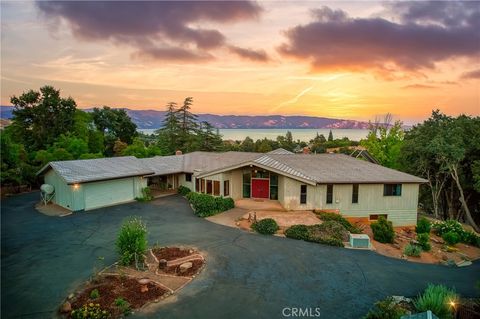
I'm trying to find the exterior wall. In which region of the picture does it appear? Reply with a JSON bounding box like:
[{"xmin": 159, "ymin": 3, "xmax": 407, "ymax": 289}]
[
  {"xmin": 45, "ymin": 170, "xmax": 76, "ymax": 210},
  {"xmin": 278, "ymin": 176, "xmax": 419, "ymax": 226},
  {"xmin": 178, "ymin": 173, "xmax": 193, "ymax": 190},
  {"xmin": 194, "ymin": 169, "xmax": 243, "ymax": 199},
  {"xmin": 133, "ymin": 176, "xmax": 147, "ymax": 198}
]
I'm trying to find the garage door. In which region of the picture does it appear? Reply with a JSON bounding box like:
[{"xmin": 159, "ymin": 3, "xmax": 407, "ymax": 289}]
[{"xmin": 84, "ymin": 178, "xmax": 135, "ymax": 210}]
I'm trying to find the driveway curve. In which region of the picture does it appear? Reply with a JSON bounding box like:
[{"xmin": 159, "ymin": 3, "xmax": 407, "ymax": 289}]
[{"xmin": 2, "ymin": 193, "xmax": 479, "ymax": 319}]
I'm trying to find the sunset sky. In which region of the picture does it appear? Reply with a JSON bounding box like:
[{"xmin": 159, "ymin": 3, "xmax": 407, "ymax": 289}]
[{"xmin": 1, "ymin": 1, "xmax": 479, "ymax": 124}]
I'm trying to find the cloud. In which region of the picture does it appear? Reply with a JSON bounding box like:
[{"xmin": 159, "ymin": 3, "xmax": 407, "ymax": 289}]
[
  {"xmin": 460, "ymin": 69, "xmax": 480, "ymax": 80},
  {"xmin": 228, "ymin": 45, "xmax": 269, "ymax": 62},
  {"xmin": 36, "ymin": 1, "xmax": 263, "ymax": 62},
  {"xmin": 402, "ymin": 84, "xmax": 437, "ymax": 90},
  {"xmin": 278, "ymin": 3, "xmax": 480, "ymax": 74}
]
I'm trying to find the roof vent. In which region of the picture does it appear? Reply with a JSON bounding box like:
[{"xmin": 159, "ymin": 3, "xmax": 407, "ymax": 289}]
[{"xmin": 175, "ymin": 150, "xmax": 183, "ymax": 155}]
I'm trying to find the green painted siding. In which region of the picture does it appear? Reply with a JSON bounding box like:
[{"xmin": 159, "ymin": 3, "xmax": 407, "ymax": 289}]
[
  {"xmin": 45, "ymin": 170, "xmax": 75, "ymax": 210},
  {"xmin": 83, "ymin": 178, "xmax": 136, "ymax": 211}
]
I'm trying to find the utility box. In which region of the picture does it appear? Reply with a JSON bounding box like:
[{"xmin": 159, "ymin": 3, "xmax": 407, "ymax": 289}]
[
  {"xmin": 349, "ymin": 234, "xmax": 371, "ymax": 249},
  {"xmin": 401, "ymin": 310, "xmax": 439, "ymax": 319}
]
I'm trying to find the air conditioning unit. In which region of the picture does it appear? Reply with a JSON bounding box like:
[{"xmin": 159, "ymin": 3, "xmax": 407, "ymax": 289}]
[{"xmin": 349, "ymin": 234, "xmax": 371, "ymax": 249}]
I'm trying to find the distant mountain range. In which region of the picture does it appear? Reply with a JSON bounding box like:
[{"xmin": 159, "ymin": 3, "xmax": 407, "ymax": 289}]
[{"xmin": 1, "ymin": 106, "xmax": 372, "ymax": 129}]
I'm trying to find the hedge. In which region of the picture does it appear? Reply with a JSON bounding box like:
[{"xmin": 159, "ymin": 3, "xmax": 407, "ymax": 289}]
[
  {"xmin": 178, "ymin": 185, "xmax": 191, "ymax": 196},
  {"xmin": 185, "ymin": 192, "xmax": 235, "ymax": 217},
  {"xmin": 285, "ymin": 221, "xmax": 346, "ymax": 247},
  {"xmin": 315, "ymin": 211, "xmax": 362, "ymax": 234}
]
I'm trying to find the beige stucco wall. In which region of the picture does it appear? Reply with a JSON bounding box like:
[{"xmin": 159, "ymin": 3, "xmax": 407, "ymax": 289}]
[{"xmin": 279, "ymin": 177, "xmax": 419, "ymax": 226}]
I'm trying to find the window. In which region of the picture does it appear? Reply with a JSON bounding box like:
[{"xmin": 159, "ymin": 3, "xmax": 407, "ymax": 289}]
[
  {"xmin": 352, "ymin": 184, "xmax": 359, "ymax": 203},
  {"xmin": 200, "ymin": 179, "xmax": 205, "ymax": 193},
  {"xmin": 369, "ymin": 214, "xmax": 388, "ymax": 221},
  {"xmin": 270, "ymin": 174, "xmax": 278, "ymax": 200},
  {"xmin": 252, "ymin": 169, "xmax": 269, "ymax": 179},
  {"xmin": 206, "ymin": 180, "xmax": 212, "ymax": 194},
  {"xmin": 224, "ymin": 180, "xmax": 230, "ymax": 196},
  {"xmin": 384, "ymin": 184, "xmax": 402, "ymax": 196},
  {"xmin": 185, "ymin": 173, "xmax": 192, "ymax": 182},
  {"xmin": 326, "ymin": 184, "xmax": 333, "ymax": 204},
  {"xmin": 213, "ymin": 181, "xmax": 220, "ymax": 196},
  {"xmin": 300, "ymin": 185, "xmax": 307, "ymax": 204},
  {"xmin": 242, "ymin": 171, "xmax": 251, "ymax": 198}
]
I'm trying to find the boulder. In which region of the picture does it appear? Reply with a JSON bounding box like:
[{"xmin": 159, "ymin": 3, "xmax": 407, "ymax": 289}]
[
  {"xmin": 456, "ymin": 260, "xmax": 472, "ymax": 267},
  {"xmin": 158, "ymin": 259, "xmax": 168, "ymax": 270},
  {"xmin": 60, "ymin": 301, "xmax": 72, "ymax": 313},
  {"xmin": 179, "ymin": 262, "xmax": 193, "ymax": 273}
]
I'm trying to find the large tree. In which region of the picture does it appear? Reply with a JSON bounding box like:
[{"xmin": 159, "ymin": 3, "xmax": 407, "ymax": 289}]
[
  {"xmin": 10, "ymin": 86, "xmax": 77, "ymax": 151},
  {"xmin": 157, "ymin": 102, "xmax": 181, "ymax": 154}
]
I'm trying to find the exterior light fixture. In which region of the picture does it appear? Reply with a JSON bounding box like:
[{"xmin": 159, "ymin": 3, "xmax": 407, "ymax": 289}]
[{"xmin": 73, "ymin": 184, "xmax": 80, "ymax": 190}]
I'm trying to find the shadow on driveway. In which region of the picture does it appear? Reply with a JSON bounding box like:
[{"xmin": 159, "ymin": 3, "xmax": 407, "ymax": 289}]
[{"xmin": 2, "ymin": 192, "xmax": 479, "ymax": 319}]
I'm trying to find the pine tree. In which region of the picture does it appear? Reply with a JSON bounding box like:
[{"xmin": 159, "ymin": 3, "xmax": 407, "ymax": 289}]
[
  {"xmin": 157, "ymin": 102, "xmax": 181, "ymax": 154},
  {"xmin": 328, "ymin": 129, "xmax": 334, "ymax": 141}
]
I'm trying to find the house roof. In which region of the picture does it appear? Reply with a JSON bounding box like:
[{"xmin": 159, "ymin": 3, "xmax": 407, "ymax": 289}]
[
  {"xmin": 37, "ymin": 156, "xmax": 154, "ymax": 184},
  {"xmin": 38, "ymin": 148, "xmax": 427, "ymax": 185},
  {"xmin": 267, "ymin": 148, "xmax": 294, "ymax": 155}
]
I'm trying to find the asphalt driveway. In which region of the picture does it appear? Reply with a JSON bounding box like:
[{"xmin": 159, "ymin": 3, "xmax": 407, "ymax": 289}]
[{"xmin": 2, "ymin": 193, "xmax": 479, "ymax": 319}]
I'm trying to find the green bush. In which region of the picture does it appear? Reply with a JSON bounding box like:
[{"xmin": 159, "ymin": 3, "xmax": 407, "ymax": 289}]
[
  {"xmin": 178, "ymin": 185, "xmax": 191, "ymax": 196},
  {"xmin": 186, "ymin": 192, "xmax": 234, "ymax": 217},
  {"xmin": 285, "ymin": 225, "xmax": 310, "ymax": 240},
  {"xmin": 371, "ymin": 216, "xmax": 395, "ymax": 243},
  {"xmin": 461, "ymin": 230, "xmax": 480, "ymax": 247},
  {"xmin": 416, "ymin": 217, "xmax": 431, "ymax": 234},
  {"xmin": 116, "ymin": 216, "xmax": 148, "ymax": 266},
  {"xmin": 404, "ymin": 243, "xmax": 422, "ymax": 257},
  {"xmin": 316, "ymin": 211, "xmax": 362, "ymax": 233},
  {"xmin": 433, "ymin": 220, "xmax": 463, "ymax": 237},
  {"xmin": 115, "ymin": 297, "xmax": 131, "ymax": 316},
  {"xmin": 414, "ymin": 284, "xmax": 458, "ymax": 319},
  {"xmin": 363, "ymin": 297, "xmax": 407, "ymax": 319},
  {"xmin": 252, "ymin": 218, "xmax": 279, "ymax": 235},
  {"xmin": 89, "ymin": 288, "xmax": 100, "ymax": 299},
  {"xmin": 417, "ymin": 233, "xmax": 431, "ymax": 251},
  {"xmin": 136, "ymin": 187, "xmax": 153, "ymax": 202},
  {"xmin": 442, "ymin": 231, "xmax": 460, "ymax": 246},
  {"xmin": 71, "ymin": 303, "xmax": 109, "ymax": 319}
]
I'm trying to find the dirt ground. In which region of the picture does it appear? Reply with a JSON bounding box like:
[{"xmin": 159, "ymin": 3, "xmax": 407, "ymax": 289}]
[
  {"xmin": 242, "ymin": 210, "xmax": 321, "ymax": 228},
  {"xmin": 362, "ymin": 225, "xmax": 480, "ymax": 264}
]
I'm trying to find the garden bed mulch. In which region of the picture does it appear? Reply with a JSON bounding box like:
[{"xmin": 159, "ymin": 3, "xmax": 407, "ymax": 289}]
[
  {"xmin": 61, "ymin": 246, "xmax": 205, "ymax": 318},
  {"xmin": 69, "ymin": 275, "xmax": 168, "ymax": 317}
]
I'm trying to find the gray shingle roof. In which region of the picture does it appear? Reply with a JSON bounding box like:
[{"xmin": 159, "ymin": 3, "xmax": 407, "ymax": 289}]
[
  {"xmin": 37, "ymin": 156, "xmax": 154, "ymax": 184},
  {"xmin": 38, "ymin": 148, "xmax": 427, "ymax": 185},
  {"xmin": 267, "ymin": 148, "xmax": 294, "ymax": 155}
]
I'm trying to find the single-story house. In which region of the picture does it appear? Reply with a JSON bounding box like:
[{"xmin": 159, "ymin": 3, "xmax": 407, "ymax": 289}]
[{"xmin": 37, "ymin": 148, "xmax": 427, "ymax": 226}]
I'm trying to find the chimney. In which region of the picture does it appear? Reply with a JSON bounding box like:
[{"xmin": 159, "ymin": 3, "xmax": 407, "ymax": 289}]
[
  {"xmin": 303, "ymin": 147, "xmax": 310, "ymax": 154},
  {"xmin": 175, "ymin": 150, "xmax": 183, "ymax": 156}
]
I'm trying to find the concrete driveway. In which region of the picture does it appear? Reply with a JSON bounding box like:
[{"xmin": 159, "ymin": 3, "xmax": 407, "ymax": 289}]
[{"xmin": 2, "ymin": 193, "xmax": 479, "ymax": 319}]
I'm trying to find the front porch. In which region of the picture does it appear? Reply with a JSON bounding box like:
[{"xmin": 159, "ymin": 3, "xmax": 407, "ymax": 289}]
[
  {"xmin": 235, "ymin": 198, "xmax": 285, "ymax": 211},
  {"xmin": 146, "ymin": 174, "xmax": 179, "ymax": 198}
]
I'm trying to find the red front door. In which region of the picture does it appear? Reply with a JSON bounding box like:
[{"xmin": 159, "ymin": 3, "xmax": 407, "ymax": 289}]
[{"xmin": 251, "ymin": 179, "xmax": 269, "ymax": 198}]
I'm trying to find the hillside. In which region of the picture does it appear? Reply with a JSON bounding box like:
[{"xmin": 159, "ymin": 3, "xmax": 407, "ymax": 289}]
[{"xmin": 1, "ymin": 106, "xmax": 371, "ymax": 129}]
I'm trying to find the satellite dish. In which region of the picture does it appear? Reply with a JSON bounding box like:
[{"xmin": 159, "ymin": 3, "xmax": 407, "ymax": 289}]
[{"xmin": 40, "ymin": 184, "xmax": 55, "ymax": 205}]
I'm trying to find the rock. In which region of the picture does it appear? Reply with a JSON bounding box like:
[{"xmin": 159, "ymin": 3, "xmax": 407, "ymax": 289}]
[
  {"xmin": 188, "ymin": 249, "xmax": 194, "ymax": 254},
  {"xmin": 158, "ymin": 259, "xmax": 168, "ymax": 270},
  {"xmin": 391, "ymin": 296, "xmax": 412, "ymax": 304},
  {"xmin": 67, "ymin": 293, "xmax": 74, "ymax": 300},
  {"xmin": 456, "ymin": 260, "xmax": 472, "ymax": 267},
  {"xmin": 138, "ymin": 278, "xmax": 150, "ymax": 285},
  {"xmin": 140, "ymin": 285, "xmax": 149, "ymax": 293},
  {"xmin": 60, "ymin": 301, "xmax": 72, "ymax": 313},
  {"xmin": 443, "ymin": 259, "xmax": 456, "ymax": 267},
  {"xmin": 432, "ymin": 237, "xmax": 444, "ymax": 244},
  {"xmin": 393, "ymin": 243, "xmax": 401, "ymax": 249},
  {"xmin": 441, "ymin": 254, "xmax": 448, "ymax": 261},
  {"xmin": 179, "ymin": 262, "xmax": 193, "ymax": 273}
]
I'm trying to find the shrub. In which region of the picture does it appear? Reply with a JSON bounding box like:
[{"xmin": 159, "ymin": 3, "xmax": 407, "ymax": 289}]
[
  {"xmin": 186, "ymin": 192, "xmax": 234, "ymax": 217},
  {"xmin": 178, "ymin": 185, "xmax": 191, "ymax": 196},
  {"xmin": 252, "ymin": 218, "xmax": 279, "ymax": 235},
  {"xmin": 89, "ymin": 288, "xmax": 100, "ymax": 299},
  {"xmin": 305, "ymin": 221, "xmax": 347, "ymax": 247},
  {"xmin": 417, "ymin": 233, "xmax": 431, "ymax": 251},
  {"xmin": 416, "ymin": 217, "xmax": 431, "ymax": 234},
  {"xmin": 363, "ymin": 297, "xmax": 407, "ymax": 319},
  {"xmin": 115, "ymin": 297, "xmax": 131, "ymax": 316},
  {"xmin": 404, "ymin": 243, "xmax": 422, "ymax": 257},
  {"xmin": 285, "ymin": 225, "xmax": 310, "ymax": 241},
  {"xmin": 442, "ymin": 231, "xmax": 460, "ymax": 246},
  {"xmin": 460, "ymin": 230, "xmax": 480, "ymax": 247},
  {"xmin": 433, "ymin": 220, "xmax": 463, "ymax": 237},
  {"xmin": 116, "ymin": 216, "xmax": 148, "ymax": 266},
  {"xmin": 71, "ymin": 303, "xmax": 109, "ymax": 319},
  {"xmin": 370, "ymin": 216, "xmax": 395, "ymax": 243},
  {"xmin": 316, "ymin": 211, "xmax": 362, "ymax": 233},
  {"xmin": 136, "ymin": 187, "xmax": 153, "ymax": 202},
  {"xmin": 414, "ymin": 284, "xmax": 458, "ymax": 319}
]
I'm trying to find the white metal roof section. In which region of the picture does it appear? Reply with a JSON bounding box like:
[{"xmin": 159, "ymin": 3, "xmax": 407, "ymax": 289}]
[
  {"xmin": 37, "ymin": 156, "xmax": 154, "ymax": 184},
  {"xmin": 267, "ymin": 148, "xmax": 294, "ymax": 155},
  {"xmin": 253, "ymin": 155, "xmax": 316, "ymax": 183}
]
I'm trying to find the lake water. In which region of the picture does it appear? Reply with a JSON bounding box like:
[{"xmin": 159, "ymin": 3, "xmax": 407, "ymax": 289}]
[{"xmin": 138, "ymin": 128, "xmax": 370, "ymax": 142}]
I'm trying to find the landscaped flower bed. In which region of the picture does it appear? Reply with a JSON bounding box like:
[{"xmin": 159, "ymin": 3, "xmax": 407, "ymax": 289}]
[
  {"xmin": 152, "ymin": 247, "xmax": 206, "ymax": 277},
  {"xmin": 67, "ymin": 275, "xmax": 168, "ymax": 318}
]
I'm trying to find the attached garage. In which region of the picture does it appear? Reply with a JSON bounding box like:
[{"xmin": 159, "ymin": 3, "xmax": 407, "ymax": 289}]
[{"xmin": 37, "ymin": 157, "xmax": 153, "ymax": 212}]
